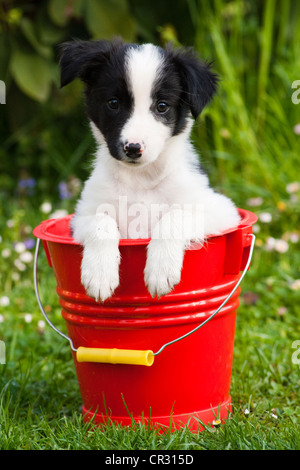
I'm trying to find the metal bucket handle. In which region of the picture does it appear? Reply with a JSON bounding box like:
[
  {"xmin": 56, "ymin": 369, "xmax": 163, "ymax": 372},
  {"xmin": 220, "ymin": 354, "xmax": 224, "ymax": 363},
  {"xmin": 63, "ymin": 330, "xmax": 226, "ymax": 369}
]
[{"xmin": 34, "ymin": 233, "xmax": 255, "ymax": 366}]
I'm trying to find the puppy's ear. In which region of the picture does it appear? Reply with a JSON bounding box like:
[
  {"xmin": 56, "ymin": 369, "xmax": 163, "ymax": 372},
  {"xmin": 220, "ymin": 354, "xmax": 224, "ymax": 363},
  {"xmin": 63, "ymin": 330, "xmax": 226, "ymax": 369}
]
[
  {"xmin": 170, "ymin": 46, "xmax": 219, "ymax": 119},
  {"xmin": 59, "ymin": 38, "xmax": 123, "ymax": 88}
]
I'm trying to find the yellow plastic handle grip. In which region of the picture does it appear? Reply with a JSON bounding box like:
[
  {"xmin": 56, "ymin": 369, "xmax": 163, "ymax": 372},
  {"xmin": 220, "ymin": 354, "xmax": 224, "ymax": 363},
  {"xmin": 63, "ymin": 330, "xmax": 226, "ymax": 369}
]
[{"xmin": 76, "ymin": 347, "xmax": 154, "ymax": 366}]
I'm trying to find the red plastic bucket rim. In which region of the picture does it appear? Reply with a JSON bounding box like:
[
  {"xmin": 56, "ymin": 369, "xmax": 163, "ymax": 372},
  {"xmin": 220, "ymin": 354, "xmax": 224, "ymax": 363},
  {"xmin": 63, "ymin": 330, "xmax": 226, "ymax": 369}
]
[{"xmin": 33, "ymin": 208, "xmax": 257, "ymax": 246}]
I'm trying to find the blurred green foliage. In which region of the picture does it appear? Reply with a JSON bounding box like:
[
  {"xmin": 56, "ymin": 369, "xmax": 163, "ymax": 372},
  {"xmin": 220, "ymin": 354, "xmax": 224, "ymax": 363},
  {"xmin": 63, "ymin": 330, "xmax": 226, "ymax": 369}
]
[
  {"xmin": 0, "ymin": 0, "xmax": 195, "ymax": 200},
  {"xmin": 0, "ymin": 0, "xmax": 300, "ymax": 206}
]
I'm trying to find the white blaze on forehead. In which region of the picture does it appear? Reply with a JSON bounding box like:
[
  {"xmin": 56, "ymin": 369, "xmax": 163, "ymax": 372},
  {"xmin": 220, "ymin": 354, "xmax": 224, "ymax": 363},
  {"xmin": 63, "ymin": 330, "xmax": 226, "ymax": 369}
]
[
  {"xmin": 125, "ymin": 44, "xmax": 163, "ymax": 109},
  {"xmin": 121, "ymin": 44, "xmax": 171, "ymax": 164}
]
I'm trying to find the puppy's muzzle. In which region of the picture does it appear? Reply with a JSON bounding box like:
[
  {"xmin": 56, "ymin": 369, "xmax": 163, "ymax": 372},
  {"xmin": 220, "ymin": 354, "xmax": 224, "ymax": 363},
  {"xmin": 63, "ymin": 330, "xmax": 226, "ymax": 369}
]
[{"xmin": 123, "ymin": 142, "xmax": 144, "ymax": 159}]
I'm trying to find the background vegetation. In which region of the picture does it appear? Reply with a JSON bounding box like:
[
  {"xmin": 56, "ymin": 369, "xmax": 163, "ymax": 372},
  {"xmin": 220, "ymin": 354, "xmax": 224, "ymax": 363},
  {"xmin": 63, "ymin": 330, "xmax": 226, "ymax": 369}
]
[{"xmin": 0, "ymin": 0, "xmax": 300, "ymax": 450}]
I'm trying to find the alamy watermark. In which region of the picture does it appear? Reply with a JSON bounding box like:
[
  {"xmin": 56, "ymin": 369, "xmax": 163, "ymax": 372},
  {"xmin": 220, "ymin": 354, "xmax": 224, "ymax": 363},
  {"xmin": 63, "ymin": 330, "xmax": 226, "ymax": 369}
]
[
  {"xmin": 0, "ymin": 80, "xmax": 5, "ymax": 104},
  {"xmin": 94, "ymin": 196, "xmax": 205, "ymax": 241},
  {"xmin": 291, "ymin": 80, "xmax": 300, "ymax": 104},
  {"xmin": 0, "ymin": 340, "xmax": 5, "ymax": 364}
]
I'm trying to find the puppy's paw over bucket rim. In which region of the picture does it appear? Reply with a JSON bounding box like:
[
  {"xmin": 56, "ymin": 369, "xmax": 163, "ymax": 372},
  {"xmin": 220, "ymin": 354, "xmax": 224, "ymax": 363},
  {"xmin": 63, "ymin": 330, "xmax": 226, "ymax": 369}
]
[{"xmin": 33, "ymin": 208, "xmax": 257, "ymax": 431}]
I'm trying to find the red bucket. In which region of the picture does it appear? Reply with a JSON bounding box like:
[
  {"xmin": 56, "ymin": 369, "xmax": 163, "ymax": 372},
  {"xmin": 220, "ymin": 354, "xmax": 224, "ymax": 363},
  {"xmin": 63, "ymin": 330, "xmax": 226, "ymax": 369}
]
[{"xmin": 33, "ymin": 208, "xmax": 257, "ymax": 432}]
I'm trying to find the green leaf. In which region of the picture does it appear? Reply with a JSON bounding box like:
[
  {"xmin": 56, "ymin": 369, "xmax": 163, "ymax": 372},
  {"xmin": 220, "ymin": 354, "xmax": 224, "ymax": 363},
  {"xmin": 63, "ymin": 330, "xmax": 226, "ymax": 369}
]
[
  {"xmin": 85, "ymin": 0, "xmax": 136, "ymax": 41},
  {"xmin": 0, "ymin": 34, "xmax": 10, "ymax": 79},
  {"xmin": 20, "ymin": 18, "xmax": 53, "ymax": 59},
  {"xmin": 36, "ymin": 3, "xmax": 66, "ymax": 45},
  {"xmin": 10, "ymin": 49, "xmax": 53, "ymax": 102},
  {"xmin": 72, "ymin": 0, "xmax": 86, "ymax": 18}
]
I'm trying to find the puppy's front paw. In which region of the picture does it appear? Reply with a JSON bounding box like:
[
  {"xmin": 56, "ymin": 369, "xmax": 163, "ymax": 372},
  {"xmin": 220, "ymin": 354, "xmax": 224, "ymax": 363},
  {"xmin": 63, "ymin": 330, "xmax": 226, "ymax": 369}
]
[
  {"xmin": 81, "ymin": 243, "xmax": 120, "ymax": 302},
  {"xmin": 144, "ymin": 240, "xmax": 184, "ymax": 298}
]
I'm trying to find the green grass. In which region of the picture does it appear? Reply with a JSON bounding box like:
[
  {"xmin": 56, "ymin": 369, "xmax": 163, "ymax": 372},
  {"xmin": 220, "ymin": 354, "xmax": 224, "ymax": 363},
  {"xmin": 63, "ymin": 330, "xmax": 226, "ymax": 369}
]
[
  {"xmin": 1, "ymin": 289, "xmax": 299, "ymax": 451},
  {"xmin": 1, "ymin": 0, "xmax": 300, "ymax": 451}
]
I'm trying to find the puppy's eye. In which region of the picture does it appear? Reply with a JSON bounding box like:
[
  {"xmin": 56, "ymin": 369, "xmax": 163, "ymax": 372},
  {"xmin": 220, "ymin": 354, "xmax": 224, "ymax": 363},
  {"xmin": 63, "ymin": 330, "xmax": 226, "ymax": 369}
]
[
  {"xmin": 156, "ymin": 101, "xmax": 169, "ymax": 113},
  {"xmin": 107, "ymin": 98, "xmax": 119, "ymax": 110}
]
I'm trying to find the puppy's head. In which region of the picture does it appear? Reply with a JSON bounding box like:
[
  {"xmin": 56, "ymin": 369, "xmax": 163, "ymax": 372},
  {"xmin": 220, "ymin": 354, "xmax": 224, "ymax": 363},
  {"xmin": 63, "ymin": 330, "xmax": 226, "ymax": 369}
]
[{"xmin": 59, "ymin": 39, "xmax": 218, "ymax": 167}]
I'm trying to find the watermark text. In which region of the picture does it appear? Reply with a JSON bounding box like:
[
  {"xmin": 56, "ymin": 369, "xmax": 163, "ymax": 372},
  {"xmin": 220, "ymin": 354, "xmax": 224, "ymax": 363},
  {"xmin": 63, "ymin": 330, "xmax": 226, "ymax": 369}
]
[
  {"xmin": 95, "ymin": 196, "xmax": 205, "ymax": 241},
  {"xmin": 292, "ymin": 340, "xmax": 300, "ymax": 367},
  {"xmin": 0, "ymin": 340, "xmax": 5, "ymax": 364},
  {"xmin": 291, "ymin": 80, "xmax": 300, "ymax": 104}
]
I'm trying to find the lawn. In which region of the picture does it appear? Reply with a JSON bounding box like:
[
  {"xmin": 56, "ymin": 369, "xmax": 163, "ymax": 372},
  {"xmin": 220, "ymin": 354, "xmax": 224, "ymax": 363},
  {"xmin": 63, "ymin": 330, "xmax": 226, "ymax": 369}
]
[
  {"xmin": 0, "ymin": 0, "xmax": 300, "ymax": 451},
  {"xmin": 0, "ymin": 189, "xmax": 299, "ymax": 450}
]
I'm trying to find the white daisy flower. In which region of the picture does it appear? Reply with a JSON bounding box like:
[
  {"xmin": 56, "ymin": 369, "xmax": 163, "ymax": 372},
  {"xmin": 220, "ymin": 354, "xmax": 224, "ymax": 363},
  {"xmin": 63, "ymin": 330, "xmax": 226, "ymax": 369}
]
[
  {"xmin": 19, "ymin": 251, "xmax": 33, "ymax": 264},
  {"xmin": 2, "ymin": 248, "xmax": 11, "ymax": 258},
  {"xmin": 259, "ymin": 212, "xmax": 272, "ymax": 223},
  {"xmin": 0, "ymin": 296, "xmax": 10, "ymax": 307},
  {"xmin": 24, "ymin": 314, "xmax": 32, "ymax": 323},
  {"xmin": 274, "ymin": 239, "xmax": 289, "ymax": 253},
  {"xmin": 14, "ymin": 242, "xmax": 26, "ymax": 253},
  {"xmin": 40, "ymin": 201, "xmax": 52, "ymax": 214}
]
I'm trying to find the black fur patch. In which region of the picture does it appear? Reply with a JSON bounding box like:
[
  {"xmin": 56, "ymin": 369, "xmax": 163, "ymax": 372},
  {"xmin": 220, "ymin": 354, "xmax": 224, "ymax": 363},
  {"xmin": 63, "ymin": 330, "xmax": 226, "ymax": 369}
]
[{"xmin": 60, "ymin": 39, "xmax": 137, "ymax": 160}]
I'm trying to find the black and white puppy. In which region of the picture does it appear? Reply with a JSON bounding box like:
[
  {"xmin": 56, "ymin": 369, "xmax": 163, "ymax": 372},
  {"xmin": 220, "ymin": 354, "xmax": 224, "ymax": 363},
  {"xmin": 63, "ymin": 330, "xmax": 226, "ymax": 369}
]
[{"xmin": 59, "ymin": 38, "xmax": 240, "ymax": 302}]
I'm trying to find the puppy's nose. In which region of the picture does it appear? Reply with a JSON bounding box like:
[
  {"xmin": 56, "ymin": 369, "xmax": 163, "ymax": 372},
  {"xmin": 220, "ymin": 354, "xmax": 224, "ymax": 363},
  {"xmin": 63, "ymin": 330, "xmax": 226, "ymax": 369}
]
[{"xmin": 124, "ymin": 142, "xmax": 143, "ymax": 158}]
